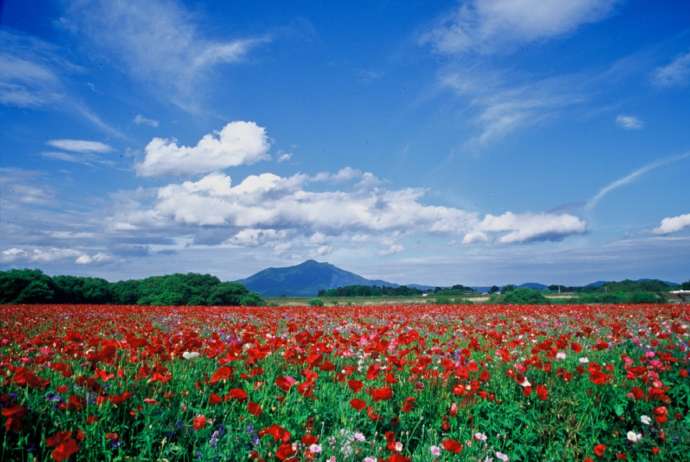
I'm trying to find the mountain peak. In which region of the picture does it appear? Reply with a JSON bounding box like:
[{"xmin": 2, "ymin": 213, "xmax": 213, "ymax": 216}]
[
  {"xmin": 298, "ymin": 259, "xmax": 325, "ymax": 266},
  {"xmin": 238, "ymin": 260, "xmax": 396, "ymax": 297}
]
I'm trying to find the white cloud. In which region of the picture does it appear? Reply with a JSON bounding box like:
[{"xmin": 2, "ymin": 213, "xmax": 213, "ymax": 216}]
[
  {"xmin": 227, "ymin": 228, "xmax": 289, "ymax": 247},
  {"xmin": 615, "ymin": 114, "xmax": 643, "ymax": 130},
  {"xmin": 473, "ymin": 212, "xmax": 587, "ymax": 244},
  {"xmin": 149, "ymin": 171, "xmax": 477, "ymax": 233},
  {"xmin": 653, "ymin": 51, "xmax": 690, "ymax": 87},
  {"xmin": 111, "ymin": 168, "xmax": 587, "ymax": 255},
  {"xmin": 421, "ymin": 0, "xmax": 617, "ymax": 55},
  {"xmin": 586, "ymin": 152, "xmax": 690, "ymax": 211},
  {"xmin": 1, "ymin": 247, "xmax": 112, "ymax": 265},
  {"xmin": 462, "ymin": 231, "xmax": 489, "ymax": 244},
  {"xmin": 379, "ymin": 237, "xmax": 404, "ymax": 256},
  {"xmin": 0, "ymin": 31, "xmax": 65, "ymax": 108},
  {"xmin": 441, "ymin": 70, "xmax": 584, "ymax": 146},
  {"xmin": 315, "ymin": 245, "xmax": 334, "ymax": 256},
  {"xmin": 0, "ymin": 52, "xmax": 61, "ymax": 107},
  {"xmin": 75, "ymin": 252, "xmax": 112, "ymax": 265},
  {"xmin": 136, "ymin": 121, "xmax": 270, "ymax": 177},
  {"xmin": 133, "ymin": 114, "xmax": 159, "ymax": 127},
  {"xmin": 0, "ymin": 168, "xmax": 53, "ymax": 204},
  {"xmin": 64, "ymin": 0, "xmax": 269, "ymax": 110},
  {"xmin": 0, "ymin": 31, "xmax": 125, "ymax": 138},
  {"xmin": 277, "ymin": 152, "xmax": 293, "ymax": 162},
  {"xmin": 47, "ymin": 139, "xmax": 113, "ymax": 153},
  {"xmin": 654, "ymin": 213, "xmax": 690, "ymax": 235}
]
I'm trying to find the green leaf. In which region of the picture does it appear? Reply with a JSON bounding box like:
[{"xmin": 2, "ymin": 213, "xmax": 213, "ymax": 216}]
[{"xmin": 614, "ymin": 403, "xmax": 624, "ymax": 416}]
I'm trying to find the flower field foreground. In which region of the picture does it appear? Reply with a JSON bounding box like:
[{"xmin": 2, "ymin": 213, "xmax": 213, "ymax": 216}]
[{"xmin": 1, "ymin": 304, "xmax": 689, "ymax": 462}]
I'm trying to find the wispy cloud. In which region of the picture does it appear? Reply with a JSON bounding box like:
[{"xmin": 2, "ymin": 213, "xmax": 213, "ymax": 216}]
[
  {"xmin": 63, "ymin": 0, "xmax": 270, "ymax": 111},
  {"xmin": 586, "ymin": 152, "xmax": 690, "ymax": 211},
  {"xmin": 133, "ymin": 114, "xmax": 159, "ymax": 128},
  {"xmin": 0, "ymin": 168, "xmax": 53, "ymax": 205},
  {"xmin": 615, "ymin": 114, "xmax": 643, "ymax": 130},
  {"xmin": 652, "ymin": 50, "xmax": 690, "ymax": 87},
  {"xmin": 0, "ymin": 30, "xmax": 125, "ymax": 138},
  {"xmin": 0, "ymin": 31, "xmax": 67, "ymax": 107},
  {"xmin": 440, "ymin": 69, "xmax": 585, "ymax": 147},
  {"xmin": 420, "ymin": 0, "xmax": 617, "ymax": 55},
  {"xmin": 47, "ymin": 139, "xmax": 112, "ymax": 153}
]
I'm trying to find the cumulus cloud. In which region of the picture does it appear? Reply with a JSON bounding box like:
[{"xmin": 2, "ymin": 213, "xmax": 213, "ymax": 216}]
[
  {"xmin": 615, "ymin": 114, "xmax": 643, "ymax": 130},
  {"xmin": 1, "ymin": 247, "xmax": 112, "ymax": 265},
  {"xmin": 133, "ymin": 114, "xmax": 159, "ymax": 127},
  {"xmin": 227, "ymin": 228, "xmax": 289, "ymax": 247},
  {"xmin": 148, "ymin": 171, "xmax": 476, "ymax": 233},
  {"xmin": 652, "ymin": 51, "xmax": 690, "ymax": 88},
  {"xmin": 47, "ymin": 139, "xmax": 113, "ymax": 153},
  {"xmin": 110, "ymin": 168, "xmax": 587, "ymax": 256},
  {"xmin": 473, "ymin": 212, "xmax": 587, "ymax": 244},
  {"xmin": 75, "ymin": 252, "xmax": 112, "ymax": 265},
  {"xmin": 421, "ymin": 0, "xmax": 617, "ymax": 55},
  {"xmin": 63, "ymin": 0, "xmax": 269, "ymax": 110},
  {"xmin": 136, "ymin": 121, "xmax": 270, "ymax": 177},
  {"xmin": 654, "ymin": 213, "xmax": 690, "ymax": 235}
]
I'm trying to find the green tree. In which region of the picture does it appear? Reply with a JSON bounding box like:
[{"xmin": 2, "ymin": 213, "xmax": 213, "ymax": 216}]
[
  {"xmin": 207, "ymin": 282, "xmax": 249, "ymax": 306},
  {"xmin": 111, "ymin": 280, "xmax": 141, "ymax": 304},
  {"xmin": 0, "ymin": 269, "xmax": 53, "ymax": 303},
  {"xmin": 15, "ymin": 280, "xmax": 56, "ymax": 303},
  {"xmin": 491, "ymin": 288, "xmax": 548, "ymax": 304}
]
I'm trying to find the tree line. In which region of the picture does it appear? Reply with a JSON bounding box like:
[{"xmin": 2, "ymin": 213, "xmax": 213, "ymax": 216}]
[{"xmin": 0, "ymin": 269, "xmax": 264, "ymax": 306}]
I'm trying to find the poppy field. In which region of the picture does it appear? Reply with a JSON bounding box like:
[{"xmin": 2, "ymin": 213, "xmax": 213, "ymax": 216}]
[{"xmin": 1, "ymin": 304, "xmax": 689, "ymax": 462}]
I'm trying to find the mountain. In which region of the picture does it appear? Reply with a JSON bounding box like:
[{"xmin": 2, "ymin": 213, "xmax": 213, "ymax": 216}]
[
  {"xmin": 518, "ymin": 282, "xmax": 548, "ymax": 291},
  {"xmin": 238, "ymin": 260, "xmax": 398, "ymax": 297}
]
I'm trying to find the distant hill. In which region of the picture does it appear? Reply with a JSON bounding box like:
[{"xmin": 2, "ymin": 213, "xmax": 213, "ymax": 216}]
[
  {"xmin": 518, "ymin": 282, "xmax": 548, "ymax": 291},
  {"xmin": 238, "ymin": 260, "xmax": 398, "ymax": 297}
]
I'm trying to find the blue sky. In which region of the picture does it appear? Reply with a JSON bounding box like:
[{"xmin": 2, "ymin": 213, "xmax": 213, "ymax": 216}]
[{"xmin": 1, "ymin": 0, "xmax": 690, "ymax": 286}]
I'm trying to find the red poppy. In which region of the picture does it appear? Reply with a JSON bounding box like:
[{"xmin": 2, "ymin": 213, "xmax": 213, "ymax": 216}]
[
  {"xmin": 350, "ymin": 398, "xmax": 367, "ymax": 410},
  {"xmin": 594, "ymin": 444, "xmax": 606, "ymax": 457},
  {"xmin": 275, "ymin": 376, "xmax": 297, "ymax": 392},
  {"xmin": 370, "ymin": 386, "xmax": 393, "ymax": 401},
  {"xmin": 442, "ymin": 438, "xmax": 463, "ymax": 454},
  {"xmin": 348, "ymin": 379, "xmax": 364, "ymax": 393},
  {"xmin": 247, "ymin": 401, "xmax": 263, "ymax": 416},
  {"xmin": 2, "ymin": 404, "xmax": 26, "ymax": 432},
  {"xmin": 401, "ymin": 396, "xmax": 416, "ymax": 412},
  {"xmin": 536, "ymin": 384, "xmax": 548, "ymax": 401},
  {"xmin": 46, "ymin": 431, "xmax": 79, "ymax": 462},
  {"xmin": 226, "ymin": 388, "xmax": 248, "ymax": 401},
  {"xmin": 259, "ymin": 424, "xmax": 291, "ymax": 443},
  {"xmin": 192, "ymin": 415, "xmax": 207, "ymax": 431},
  {"xmin": 209, "ymin": 366, "xmax": 233, "ymax": 384},
  {"xmin": 276, "ymin": 442, "xmax": 295, "ymax": 461}
]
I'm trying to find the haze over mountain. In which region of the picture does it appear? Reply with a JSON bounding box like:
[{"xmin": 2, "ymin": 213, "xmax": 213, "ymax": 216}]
[{"xmin": 237, "ymin": 261, "xmax": 681, "ymax": 297}]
